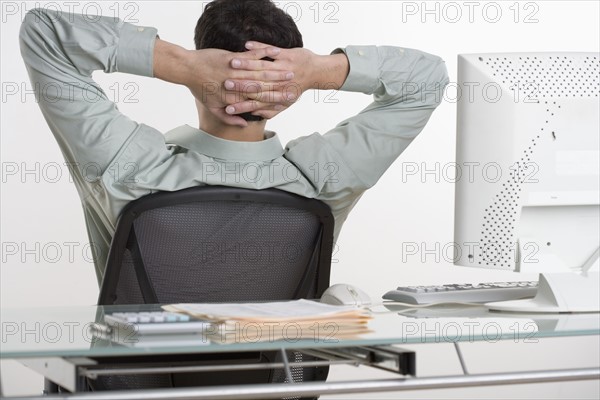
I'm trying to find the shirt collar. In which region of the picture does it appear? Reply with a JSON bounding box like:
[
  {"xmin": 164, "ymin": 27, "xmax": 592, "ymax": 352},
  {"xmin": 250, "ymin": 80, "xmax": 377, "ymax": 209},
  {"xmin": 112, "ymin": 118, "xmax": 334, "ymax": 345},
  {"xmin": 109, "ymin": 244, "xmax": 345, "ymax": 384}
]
[{"xmin": 164, "ymin": 124, "xmax": 285, "ymax": 162}]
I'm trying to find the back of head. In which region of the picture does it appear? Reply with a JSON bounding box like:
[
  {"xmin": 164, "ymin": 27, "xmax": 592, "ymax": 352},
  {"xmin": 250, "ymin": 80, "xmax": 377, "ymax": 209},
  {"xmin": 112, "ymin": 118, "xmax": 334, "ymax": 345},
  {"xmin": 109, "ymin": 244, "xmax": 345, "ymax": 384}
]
[{"xmin": 194, "ymin": 0, "xmax": 304, "ymax": 122}]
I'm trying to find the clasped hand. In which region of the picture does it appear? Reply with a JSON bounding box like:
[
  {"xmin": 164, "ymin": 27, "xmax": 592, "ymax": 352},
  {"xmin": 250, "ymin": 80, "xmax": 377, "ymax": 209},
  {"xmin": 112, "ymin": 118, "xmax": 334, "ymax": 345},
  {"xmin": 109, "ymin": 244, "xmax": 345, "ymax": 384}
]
[{"xmin": 186, "ymin": 41, "xmax": 316, "ymax": 127}]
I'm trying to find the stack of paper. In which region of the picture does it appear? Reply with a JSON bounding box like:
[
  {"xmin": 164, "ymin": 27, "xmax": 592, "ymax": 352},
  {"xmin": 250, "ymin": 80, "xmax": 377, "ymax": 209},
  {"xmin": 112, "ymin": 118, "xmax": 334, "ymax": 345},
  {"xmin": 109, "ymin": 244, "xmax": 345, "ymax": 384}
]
[{"xmin": 163, "ymin": 299, "xmax": 372, "ymax": 344}]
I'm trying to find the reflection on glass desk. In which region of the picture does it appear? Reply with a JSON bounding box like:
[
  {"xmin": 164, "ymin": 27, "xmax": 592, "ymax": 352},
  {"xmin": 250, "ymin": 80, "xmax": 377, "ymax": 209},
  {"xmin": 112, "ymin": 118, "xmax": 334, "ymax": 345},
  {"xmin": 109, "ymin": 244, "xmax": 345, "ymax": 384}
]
[
  {"xmin": 381, "ymin": 303, "xmax": 600, "ymax": 337},
  {"xmin": 2, "ymin": 303, "xmax": 599, "ymax": 360}
]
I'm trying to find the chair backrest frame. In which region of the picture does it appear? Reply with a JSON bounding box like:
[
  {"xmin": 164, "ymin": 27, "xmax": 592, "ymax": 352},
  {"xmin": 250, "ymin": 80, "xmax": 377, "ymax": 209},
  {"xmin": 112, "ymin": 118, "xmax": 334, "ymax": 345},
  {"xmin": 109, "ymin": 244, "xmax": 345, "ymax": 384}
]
[{"xmin": 97, "ymin": 186, "xmax": 334, "ymax": 305}]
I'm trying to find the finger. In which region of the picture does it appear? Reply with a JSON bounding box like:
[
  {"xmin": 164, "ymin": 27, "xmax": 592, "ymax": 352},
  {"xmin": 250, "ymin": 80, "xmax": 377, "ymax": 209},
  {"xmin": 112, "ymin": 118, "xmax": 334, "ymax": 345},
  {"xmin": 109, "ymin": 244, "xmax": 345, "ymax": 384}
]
[
  {"xmin": 225, "ymin": 100, "xmax": 286, "ymax": 115},
  {"xmin": 221, "ymin": 114, "xmax": 249, "ymax": 127},
  {"xmin": 231, "ymin": 58, "xmax": 279, "ymax": 71},
  {"xmin": 224, "ymin": 80, "xmax": 288, "ymax": 94},
  {"xmin": 230, "ymin": 61, "xmax": 294, "ymax": 81},
  {"xmin": 230, "ymin": 68, "xmax": 295, "ymax": 82},
  {"xmin": 236, "ymin": 46, "xmax": 282, "ymax": 61},
  {"xmin": 251, "ymin": 108, "xmax": 286, "ymax": 120},
  {"xmin": 244, "ymin": 90, "xmax": 298, "ymax": 103},
  {"xmin": 245, "ymin": 41, "xmax": 278, "ymax": 51},
  {"xmin": 210, "ymin": 107, "xmax": 248, "ymax": 127},
  {"xmin": 224, "ymin": 84, "xmax": 298, "ymax": 103},
  {"xmin": 209, "ymin": 87, "xmax": 293, "ymax": 107},
  {"xmin": 230, "ymin": 58, "xmax": 292, "ymax": 75}
]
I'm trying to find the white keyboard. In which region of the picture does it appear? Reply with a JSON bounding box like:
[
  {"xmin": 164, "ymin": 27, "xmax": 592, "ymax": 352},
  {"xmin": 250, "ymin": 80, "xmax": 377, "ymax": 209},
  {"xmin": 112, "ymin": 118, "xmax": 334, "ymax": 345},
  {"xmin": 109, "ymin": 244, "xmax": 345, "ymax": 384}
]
[
  {"xmin": 101, "ymin": 311, "xmax": 210, "ymax": 335},
  {"xmin": 383, "ymin": 281, "xmax": 538, "ymax": 305}
]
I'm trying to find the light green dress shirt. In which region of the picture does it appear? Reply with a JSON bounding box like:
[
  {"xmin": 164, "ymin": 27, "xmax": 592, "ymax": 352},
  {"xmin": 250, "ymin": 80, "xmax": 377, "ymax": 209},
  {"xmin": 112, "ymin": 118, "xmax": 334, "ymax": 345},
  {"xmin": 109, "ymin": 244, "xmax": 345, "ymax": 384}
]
[{"xmin": 19, "ymin": 8, "xmax": 450, "ymax": 284}]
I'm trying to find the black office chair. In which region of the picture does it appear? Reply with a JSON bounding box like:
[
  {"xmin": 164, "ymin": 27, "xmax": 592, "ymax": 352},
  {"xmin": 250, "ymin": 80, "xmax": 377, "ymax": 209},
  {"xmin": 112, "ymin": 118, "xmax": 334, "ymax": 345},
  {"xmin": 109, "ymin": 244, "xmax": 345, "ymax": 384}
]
[{"xmin": 92, "ymin": 185, "xmax": 334, "ymax": 398}]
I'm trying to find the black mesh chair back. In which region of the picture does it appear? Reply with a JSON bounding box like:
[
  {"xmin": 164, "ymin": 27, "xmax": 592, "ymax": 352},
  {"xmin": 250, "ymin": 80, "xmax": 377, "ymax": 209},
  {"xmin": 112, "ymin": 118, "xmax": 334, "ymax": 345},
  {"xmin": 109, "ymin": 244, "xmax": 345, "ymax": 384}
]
[{"xmin": 94, "ymin": 186, "xmax": 334, "ymax": 398}]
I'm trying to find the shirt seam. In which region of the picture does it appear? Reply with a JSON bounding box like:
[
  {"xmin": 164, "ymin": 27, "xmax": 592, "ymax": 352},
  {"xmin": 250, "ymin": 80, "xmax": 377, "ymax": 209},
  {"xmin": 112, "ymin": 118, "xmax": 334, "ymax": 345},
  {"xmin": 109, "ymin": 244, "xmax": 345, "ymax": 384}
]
[
  {"xmin": 99, "ymin": 123, "xmax": 145, "ymax": 185},
  {"xmin": 313, "ymin": 134, "xmax": 372, "ymax": 191}
]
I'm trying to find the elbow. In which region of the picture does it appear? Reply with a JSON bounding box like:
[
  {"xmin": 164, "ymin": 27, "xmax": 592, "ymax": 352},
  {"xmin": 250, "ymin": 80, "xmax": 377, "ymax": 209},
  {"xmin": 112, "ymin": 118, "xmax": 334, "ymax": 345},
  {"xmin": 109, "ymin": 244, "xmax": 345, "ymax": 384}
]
[
  {"xmin": 19, "ymin": 8, "xmax": 50, "ymax": 53},
  {"xmin": 400, "ymin": 52, "xmax": 450, "ymax": 109},
  {"xmin": 19, "ymin": 8, "xmax": 41, "ymax": 42},
  {"xmin": 434, "ymin": 57, "xmax": 450, "ymax": 87},
  {"xmin": 422, "ymin": 59, "xmax": 450, "ymax": 109},
  {"xmin": 435, "ymin": 60, "xmax": 450, "ymax": 105}
]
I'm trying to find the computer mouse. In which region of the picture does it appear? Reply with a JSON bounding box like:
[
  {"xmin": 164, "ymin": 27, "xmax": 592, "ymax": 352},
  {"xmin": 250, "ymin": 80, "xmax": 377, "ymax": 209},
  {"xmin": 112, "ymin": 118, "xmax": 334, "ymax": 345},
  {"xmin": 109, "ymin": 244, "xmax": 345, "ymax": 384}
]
[{"xmin": 320, "ymin": 284, "xmax": 372, "ymax": 306}]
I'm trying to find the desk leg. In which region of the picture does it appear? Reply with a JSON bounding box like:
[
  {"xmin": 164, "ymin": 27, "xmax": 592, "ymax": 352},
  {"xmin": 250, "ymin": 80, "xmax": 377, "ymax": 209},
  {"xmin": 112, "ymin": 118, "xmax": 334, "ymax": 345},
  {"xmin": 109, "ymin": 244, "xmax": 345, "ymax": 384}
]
[
  {"xmin": 278, "ymin": 348, "xmax": 295, "ymax": 384},
  {"xmin": 43, "ymin": 379, "xmax": 58, "ymax": 394},
  {"xmin": 19, "ymin": 357, "xmax": 96, "ymax": 393}
]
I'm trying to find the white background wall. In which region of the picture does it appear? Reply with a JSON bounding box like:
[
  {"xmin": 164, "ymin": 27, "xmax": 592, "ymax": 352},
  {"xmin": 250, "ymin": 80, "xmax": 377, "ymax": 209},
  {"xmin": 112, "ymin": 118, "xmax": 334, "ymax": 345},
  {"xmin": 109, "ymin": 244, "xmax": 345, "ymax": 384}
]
[{"xmin": 1, "ymin": 0, "xmax": 599, "ymax": 397}]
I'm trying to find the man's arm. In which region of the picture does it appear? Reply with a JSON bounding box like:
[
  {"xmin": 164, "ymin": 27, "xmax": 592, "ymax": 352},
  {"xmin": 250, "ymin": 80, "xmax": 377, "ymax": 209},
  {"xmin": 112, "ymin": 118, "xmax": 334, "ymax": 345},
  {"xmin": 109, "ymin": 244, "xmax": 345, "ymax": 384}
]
[
  {"xmin": 286, "ymin": 45, "xmax": 449, "ymax": 194},
  {"xmin": 226, "ymin": 43, "xmax": 448, "ymax": 237},
  {"xmin": 18, "ymin": 8, "xmax": 290, "ymax": 181},
  {"xmin": 318, "ymin": 46, "xmax": 449, "ymax": 189},
  {"xmin": 18, "ymin": 8, "xmax": 161, "ymax": 180},
  {"xmin": 226, "ymin": 44, "xmax": 448, "ymax": 193}
]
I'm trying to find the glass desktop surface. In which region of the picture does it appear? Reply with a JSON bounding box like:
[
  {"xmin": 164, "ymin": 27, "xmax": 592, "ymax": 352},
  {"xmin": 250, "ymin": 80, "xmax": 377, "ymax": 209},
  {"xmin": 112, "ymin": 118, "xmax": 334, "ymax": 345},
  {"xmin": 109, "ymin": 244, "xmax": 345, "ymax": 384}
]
[{"xmin": 1, "ymin": 303, "xmax": 599, "ymax": 359}]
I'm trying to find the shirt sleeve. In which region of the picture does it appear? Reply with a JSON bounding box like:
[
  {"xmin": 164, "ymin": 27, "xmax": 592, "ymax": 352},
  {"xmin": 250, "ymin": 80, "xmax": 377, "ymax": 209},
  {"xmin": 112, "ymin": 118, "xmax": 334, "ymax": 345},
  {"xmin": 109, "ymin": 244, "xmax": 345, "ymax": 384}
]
[
  {"xmin": 18, "ymin": 8, "xmax": 159, "ymax": 179},
  {"xmin": 285, "ymin": 45, "xmax": 450, "ymax": 196}
]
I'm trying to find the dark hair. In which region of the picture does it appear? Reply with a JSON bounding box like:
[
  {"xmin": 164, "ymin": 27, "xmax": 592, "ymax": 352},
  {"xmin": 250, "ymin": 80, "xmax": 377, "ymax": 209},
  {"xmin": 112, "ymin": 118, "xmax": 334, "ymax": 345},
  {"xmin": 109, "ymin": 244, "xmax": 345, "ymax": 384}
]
[{"xmin": 194, "ymin": 0, "xmax": 303, "ymax": 122}]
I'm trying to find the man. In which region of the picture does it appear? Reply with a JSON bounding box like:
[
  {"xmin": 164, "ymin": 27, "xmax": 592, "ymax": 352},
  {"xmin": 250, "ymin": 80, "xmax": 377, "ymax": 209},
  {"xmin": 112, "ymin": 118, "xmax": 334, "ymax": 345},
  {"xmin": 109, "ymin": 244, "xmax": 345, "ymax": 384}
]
[{"xmin": 19, "ymin": 0, "xmax": 449, "ymax": 285}]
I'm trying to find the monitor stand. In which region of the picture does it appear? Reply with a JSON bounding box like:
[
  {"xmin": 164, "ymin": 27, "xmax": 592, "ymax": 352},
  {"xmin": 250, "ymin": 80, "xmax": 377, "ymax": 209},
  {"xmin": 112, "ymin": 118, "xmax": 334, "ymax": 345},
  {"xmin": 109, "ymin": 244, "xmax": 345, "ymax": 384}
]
[{"xmin": 486, "ymin": 271, "xmax": 600, "ymax": 313}]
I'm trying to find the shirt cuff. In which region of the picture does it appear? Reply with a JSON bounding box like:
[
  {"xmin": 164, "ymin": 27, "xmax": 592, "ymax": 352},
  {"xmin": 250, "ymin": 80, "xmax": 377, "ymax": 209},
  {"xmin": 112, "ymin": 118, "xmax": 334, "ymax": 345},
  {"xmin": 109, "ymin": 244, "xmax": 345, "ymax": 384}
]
[
  {"xmin": 332, "ymin": 45, "xmax": 380, "ymax": 94},
  {"xmin": 116, "ymin": 22, "xmax": 159, "ymax": 77}
]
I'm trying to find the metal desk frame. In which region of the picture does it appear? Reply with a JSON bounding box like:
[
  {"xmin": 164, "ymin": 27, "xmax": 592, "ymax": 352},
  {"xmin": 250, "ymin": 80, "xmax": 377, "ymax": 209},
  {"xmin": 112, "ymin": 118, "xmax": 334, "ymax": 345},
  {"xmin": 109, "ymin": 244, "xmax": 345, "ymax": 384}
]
[{"xmin": 6, "ymin": 341, "xmax": 599, "ymax": 399}]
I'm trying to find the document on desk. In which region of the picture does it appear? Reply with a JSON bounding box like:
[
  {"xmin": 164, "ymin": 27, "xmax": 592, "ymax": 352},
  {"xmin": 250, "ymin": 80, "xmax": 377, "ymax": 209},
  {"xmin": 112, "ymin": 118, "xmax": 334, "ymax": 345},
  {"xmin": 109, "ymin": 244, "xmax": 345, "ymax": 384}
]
[{"xmin": 163, "ymin": 299, "xmax": 372, "ymax": 343}]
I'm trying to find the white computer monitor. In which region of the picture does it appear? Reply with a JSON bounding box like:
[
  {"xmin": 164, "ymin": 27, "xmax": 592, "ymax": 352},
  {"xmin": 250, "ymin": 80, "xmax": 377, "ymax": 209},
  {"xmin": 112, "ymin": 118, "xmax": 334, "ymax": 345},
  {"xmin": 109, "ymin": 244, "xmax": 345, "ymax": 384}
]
[{"xmin": 454, "ymin": 52, "xmax": 599, "ymax": 312}]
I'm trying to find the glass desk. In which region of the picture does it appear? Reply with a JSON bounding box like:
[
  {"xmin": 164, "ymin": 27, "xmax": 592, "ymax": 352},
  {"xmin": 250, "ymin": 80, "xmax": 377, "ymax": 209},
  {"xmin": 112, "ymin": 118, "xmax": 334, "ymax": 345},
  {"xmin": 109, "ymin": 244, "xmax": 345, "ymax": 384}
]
[{"xmin": 1, "ymin": 303, "xmax": 599, "ymax": 399}]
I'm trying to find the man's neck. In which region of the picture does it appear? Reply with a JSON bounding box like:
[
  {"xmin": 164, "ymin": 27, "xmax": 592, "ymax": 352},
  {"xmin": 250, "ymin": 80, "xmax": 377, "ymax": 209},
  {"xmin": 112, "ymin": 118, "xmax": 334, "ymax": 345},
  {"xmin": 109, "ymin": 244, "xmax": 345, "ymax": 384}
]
[
  {"xmin": 197, "ymin": 102, "xmax": 267, "ymax": 142},
  {"xmin": 199, "ymin": 120, "xmax": 266, "ymax": 142}
]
